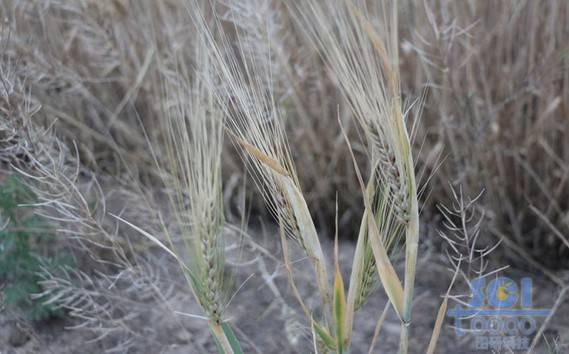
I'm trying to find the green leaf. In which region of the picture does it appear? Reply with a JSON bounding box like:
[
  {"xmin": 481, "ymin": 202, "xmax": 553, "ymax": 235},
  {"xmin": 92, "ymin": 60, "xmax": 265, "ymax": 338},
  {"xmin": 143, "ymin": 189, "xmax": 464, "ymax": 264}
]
[
  {"xmin": 313, "ymin": 321, "xmax": 337, "ymax": 349},
  {"xmin": 334, "ymin": 258, "xmax": 347, "ymax": 352},
  {"xmin": 211, "ymin": 322, "xmax": 243, "ymax": 354},
  {"xmin": 221, "ymin": 322, "xmax": 243, "ymax": 354},
  {"xmin": 0, "ymin": 176, "xmax": 71, "ymax": 322}
]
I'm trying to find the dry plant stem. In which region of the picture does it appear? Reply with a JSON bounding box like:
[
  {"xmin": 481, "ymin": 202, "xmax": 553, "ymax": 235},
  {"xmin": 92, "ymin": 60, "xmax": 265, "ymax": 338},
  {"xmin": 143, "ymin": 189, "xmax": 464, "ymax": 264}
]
[
  {"xmin": 527, "ymin": 286, "xmax": 569, "ymax": 353},
  {"xmin": 426, "ymin": 297, "xmax": 446, "ymax": 354},
  {"xmin": 389, "ymin": 37, "xmax": 420, "ymax": 354},
  {"xmin": 360, "ymin": 4, "xmax": 421, "ymax": 346},
  {"xmin": 368, "ymin": 301, "xmax": 390, "ymax": 354},
  {"xmin": 400, "ymin": 180, "xmax": 419, "ymax": 354},
  {"xmin": 426, "ymin": 258, "xmax": 461, "ymax": 354}
]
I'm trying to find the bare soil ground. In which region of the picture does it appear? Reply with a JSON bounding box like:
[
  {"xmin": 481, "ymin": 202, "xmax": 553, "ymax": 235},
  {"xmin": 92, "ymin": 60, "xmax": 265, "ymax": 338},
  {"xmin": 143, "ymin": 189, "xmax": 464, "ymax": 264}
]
[{"xmin": 1, "ymin": 225, "xmax": 567, "ymax": 354}]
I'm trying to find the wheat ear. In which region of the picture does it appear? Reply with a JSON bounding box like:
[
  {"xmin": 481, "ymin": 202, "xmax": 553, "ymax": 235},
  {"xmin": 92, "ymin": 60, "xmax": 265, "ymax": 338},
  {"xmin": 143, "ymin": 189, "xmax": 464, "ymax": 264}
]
[
  {"xmin": 188, "ymin": 0, "xmax": 332, "ymax": 322},
  {"xmin": 290, "ymin": 1, "xmax": 420, "ymax": 351}
]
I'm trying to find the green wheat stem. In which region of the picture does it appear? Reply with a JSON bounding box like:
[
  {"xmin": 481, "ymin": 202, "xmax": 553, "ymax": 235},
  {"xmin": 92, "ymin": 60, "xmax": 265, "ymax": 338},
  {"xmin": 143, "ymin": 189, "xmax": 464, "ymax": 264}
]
[{"xmin": 210, "ymin": 321, "xmax": 243, "ymax": 354}]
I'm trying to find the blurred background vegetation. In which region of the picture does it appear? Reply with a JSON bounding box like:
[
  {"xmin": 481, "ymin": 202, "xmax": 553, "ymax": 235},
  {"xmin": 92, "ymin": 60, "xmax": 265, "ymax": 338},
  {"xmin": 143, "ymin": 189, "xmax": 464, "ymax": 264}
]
[{"xmin": 1, "ymin": 0, "xmax": 568, "ymax": 352}]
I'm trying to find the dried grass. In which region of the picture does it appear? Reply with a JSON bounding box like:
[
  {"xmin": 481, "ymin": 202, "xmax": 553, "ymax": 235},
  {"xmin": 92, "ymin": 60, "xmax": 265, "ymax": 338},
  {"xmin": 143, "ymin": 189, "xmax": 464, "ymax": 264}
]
[{"xmin": 1, "ymin": 0, "xmax": 568, "ymax": 352}]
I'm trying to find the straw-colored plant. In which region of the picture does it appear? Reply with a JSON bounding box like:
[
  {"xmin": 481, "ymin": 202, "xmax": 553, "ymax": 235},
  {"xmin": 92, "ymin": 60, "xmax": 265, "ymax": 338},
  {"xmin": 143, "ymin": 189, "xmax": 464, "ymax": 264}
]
[
  {"xmin": 3, "ymin": 0, "xmax": 568, "ymax": 352},
  {"xmin": 190, "ymin": 0, "xmax": 333, "ymax": 324},
  {"xmin": 114, "ymin": 38, "xmax": 242, "ymax": 352},
  {"xmin": 188, "ymin": 0, "xmax": 422, "ymax": 352},
  {"xmin": 289, "ymin": 0, "xmax": 420, "ymax": 352}
]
